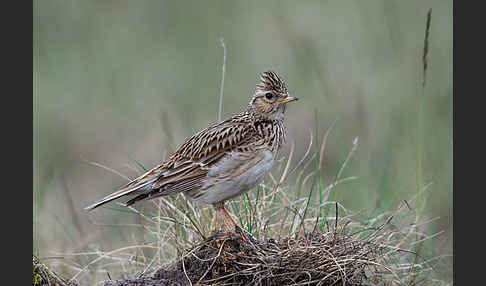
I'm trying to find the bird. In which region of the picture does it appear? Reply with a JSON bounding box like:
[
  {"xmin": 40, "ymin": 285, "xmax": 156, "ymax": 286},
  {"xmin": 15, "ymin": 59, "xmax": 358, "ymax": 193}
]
[{"xmin": 84, "ymin": 70, "xmax": 298, "ymax": 233}]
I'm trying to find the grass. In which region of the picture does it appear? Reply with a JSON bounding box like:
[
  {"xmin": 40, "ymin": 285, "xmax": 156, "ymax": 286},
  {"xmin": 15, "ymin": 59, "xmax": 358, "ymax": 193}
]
[
  {"xmin": 33, "ymin": 5, "xmax": 451, "ymax": 284},
  {"xmin": 44, "ymin": 122, "xmax": 449, "ymax": 285},
  {"xmin": 146, "ymin": 210, "xmax": 438, "ymax": 285},
  {"xmin": 411, "ymin": 9, "xmax": 433, "ymax": 285}
]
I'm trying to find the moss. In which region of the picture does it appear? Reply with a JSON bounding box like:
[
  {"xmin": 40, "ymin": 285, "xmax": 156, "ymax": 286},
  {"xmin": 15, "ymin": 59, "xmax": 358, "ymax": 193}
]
[
  {"xmin": 33, "ymin": 255, "xmax": 78, "ymax": 286},
  {"xmin": 33, "ymin": 268, "xmax": 44, "ymax": 285},
  {"xmin": 33, "ymin": 256, "xmax": 46, "ymax": 286}
]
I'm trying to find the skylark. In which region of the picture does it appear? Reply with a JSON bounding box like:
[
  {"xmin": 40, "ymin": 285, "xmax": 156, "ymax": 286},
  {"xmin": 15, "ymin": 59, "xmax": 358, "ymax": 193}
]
[{"xmin": 85, "ymin": 71, "xmax": 298, "ymax": 232}]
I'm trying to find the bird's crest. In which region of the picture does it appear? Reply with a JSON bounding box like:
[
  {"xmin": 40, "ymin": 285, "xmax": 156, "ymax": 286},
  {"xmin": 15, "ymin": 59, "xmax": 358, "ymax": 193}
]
[{"xmin": 256, "ymin": 71, "xmax": 288, "ymax": 94}]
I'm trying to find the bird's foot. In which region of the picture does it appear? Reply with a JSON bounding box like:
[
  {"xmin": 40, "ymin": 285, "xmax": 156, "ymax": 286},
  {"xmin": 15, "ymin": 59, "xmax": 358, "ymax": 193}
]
[{"xmin": 234, "ymin": 225, "xmax": 259, "ymax": 243}]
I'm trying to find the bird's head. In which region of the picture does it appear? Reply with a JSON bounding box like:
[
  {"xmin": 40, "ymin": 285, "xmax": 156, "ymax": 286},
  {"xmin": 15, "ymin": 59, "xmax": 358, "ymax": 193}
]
[{"xmin": 248, "ymin": 71, "xmax": 298, "ymax": 120}]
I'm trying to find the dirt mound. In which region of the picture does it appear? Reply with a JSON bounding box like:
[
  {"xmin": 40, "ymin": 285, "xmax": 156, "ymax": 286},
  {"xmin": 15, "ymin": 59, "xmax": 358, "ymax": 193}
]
[{"xmin": 102, "ymin": 225, "xmax": 392, "ymax": 286}]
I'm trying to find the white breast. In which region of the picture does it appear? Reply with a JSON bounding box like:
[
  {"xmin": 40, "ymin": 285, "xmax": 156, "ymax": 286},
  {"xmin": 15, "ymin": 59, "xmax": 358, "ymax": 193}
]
[{"xmin": 194, "ymin": 150, "xmax": 275, "ymax": 205}]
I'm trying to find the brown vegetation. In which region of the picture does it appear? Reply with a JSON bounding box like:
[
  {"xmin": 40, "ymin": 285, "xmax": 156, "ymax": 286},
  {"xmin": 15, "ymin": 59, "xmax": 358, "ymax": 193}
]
[{"xmin": 100, "ymin": 214, "xmax": 431, "ymax": 286}]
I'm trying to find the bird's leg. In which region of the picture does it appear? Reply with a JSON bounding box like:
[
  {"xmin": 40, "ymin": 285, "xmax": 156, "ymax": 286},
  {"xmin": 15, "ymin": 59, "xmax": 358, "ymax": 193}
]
[
  {"xmin": 217, "ymin": 208, "xmax": 233, "ymax": 232},
  {"xmin": 221, "ymin": 205, "xmax": 249, "ymax": 241},
  {"xmin": 221, "ymin": 206, "xmax": 239, "ymax": 229},
  {"xmin": 213, "ymin": 202, "xmax": 248, "ymax": 240}
]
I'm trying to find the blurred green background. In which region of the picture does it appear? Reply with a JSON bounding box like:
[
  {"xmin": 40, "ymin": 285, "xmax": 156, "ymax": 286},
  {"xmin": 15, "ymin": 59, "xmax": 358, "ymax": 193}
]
[{"xmin": 33, "ymin": 0, "xmax": 452, "ymax": 283}]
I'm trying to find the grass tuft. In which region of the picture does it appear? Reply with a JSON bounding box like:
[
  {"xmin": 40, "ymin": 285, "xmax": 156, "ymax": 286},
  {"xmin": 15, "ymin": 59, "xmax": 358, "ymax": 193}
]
[
  {"xmin": 100, "ymin": 195, "xmax": 446, "ymax": 286},
  {"xmin": 54, "ymin": 124, "xmax": 448, "ymax": 285}
]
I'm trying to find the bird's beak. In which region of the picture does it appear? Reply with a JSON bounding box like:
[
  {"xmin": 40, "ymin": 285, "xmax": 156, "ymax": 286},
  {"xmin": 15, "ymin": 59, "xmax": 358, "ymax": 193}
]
[{"xmin": 279, "ymin": 95, "xmax": 299, "ymax": 104}]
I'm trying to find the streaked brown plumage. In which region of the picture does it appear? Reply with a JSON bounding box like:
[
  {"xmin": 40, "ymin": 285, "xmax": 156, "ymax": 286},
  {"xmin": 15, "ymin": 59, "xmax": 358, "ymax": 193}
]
[{"xmin": 85, "ymin": 71, "xmax": 298, "ymax": 231}]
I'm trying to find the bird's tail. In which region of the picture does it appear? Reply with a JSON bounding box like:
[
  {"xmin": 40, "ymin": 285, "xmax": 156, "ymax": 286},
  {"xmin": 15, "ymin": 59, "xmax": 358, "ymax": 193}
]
[
  {"xmin": 83, "ymin": 187, "xmax": 136, "ymax": 211},
  {"xmin": 84, "ymin": 178, "xmax": 156, "ymax": 211}
]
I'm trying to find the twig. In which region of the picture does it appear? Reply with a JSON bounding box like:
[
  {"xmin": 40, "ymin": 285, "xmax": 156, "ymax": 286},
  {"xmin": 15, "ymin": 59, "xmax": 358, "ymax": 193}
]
[
  {"xmin": 79, "ymin": 155, "xmax": 131, "ymax": 181},
  {"xmin": 218, "ymin": 37, "xmax": 227, "ymax": 122},
  {"xmin": 413, "ymin": 9, "xmax": 432, "ymax": 284},
  {"xmin": 422, "ymin": 8, "xmax": 432, "ymax": 89}
]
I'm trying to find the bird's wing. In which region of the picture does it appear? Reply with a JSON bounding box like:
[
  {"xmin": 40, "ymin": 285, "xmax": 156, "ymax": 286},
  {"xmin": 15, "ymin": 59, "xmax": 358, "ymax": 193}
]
[
  {"xmin": 126, "ymin": 120, "xmax": 259, "ymax": 203},
  {"xmin": 85, "ymin": 116, "xmax": 259, "ymax": 210}
]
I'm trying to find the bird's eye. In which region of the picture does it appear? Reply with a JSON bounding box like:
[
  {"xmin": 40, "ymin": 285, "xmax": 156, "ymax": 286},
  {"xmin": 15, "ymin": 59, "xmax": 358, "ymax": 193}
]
[{"xmin": 265, "ymin": 92, "xmax": 274, "ymax": 100}]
